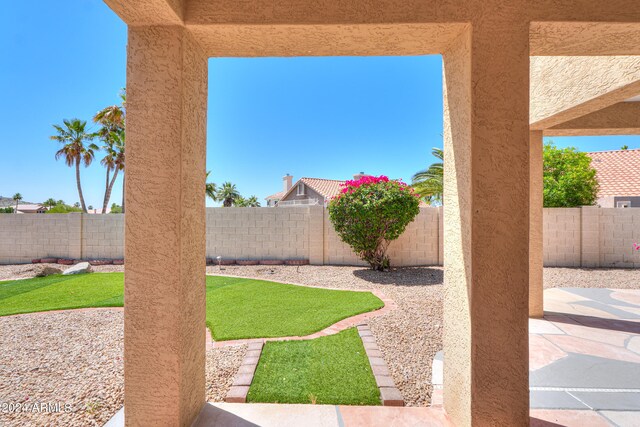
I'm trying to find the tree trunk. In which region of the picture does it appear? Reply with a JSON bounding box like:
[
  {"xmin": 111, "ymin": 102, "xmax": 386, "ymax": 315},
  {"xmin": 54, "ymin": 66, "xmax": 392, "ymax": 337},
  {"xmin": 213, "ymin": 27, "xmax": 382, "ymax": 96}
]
[
  {"xmin": 103, "ymin": 169, "xmax": 119, "ymax": 213},
  {"xmin": 102, "ymin": 168, "xmax": 111, "ymax": 214},
  {"xmin": 14, "ymin": 200, "xmax": 18, "ymax": 214},
  {"xmin": 76, "ymin": 158, "xmax": 88, "ymax": 213}
]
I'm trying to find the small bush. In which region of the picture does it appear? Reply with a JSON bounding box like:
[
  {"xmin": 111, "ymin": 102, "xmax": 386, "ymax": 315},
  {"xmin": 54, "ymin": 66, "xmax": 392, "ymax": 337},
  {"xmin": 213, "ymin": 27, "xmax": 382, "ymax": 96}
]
[{"xmin": 328, "ymin": 176, "xmax": 420, "ymax": 271}]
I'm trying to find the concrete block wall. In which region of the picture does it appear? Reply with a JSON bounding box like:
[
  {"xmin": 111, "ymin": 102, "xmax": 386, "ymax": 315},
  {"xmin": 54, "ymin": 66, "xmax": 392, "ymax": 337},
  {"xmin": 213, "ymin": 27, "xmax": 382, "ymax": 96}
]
[
  {"xmin": 0, "ymin": 214, "xmax": 77, "ymax": 264},
  {"xmin": 599, "ymin": 208, "xmax": 640, "ymax": 268},
  {"xmin": 543, "ymin": 208, "xmax": 582, "ymax": 267},
  {"xmin": 205, "ymin": 207, "xmax": 310, "ymax": 261},
  {"xmin": 543, "ymin": 207, "xmax": 640, "ymax": 268},
  {"xmin": 82, "ymin": 214, "xmax": 125, "ymax": 259},
  {"xmin": 1, "ymin": 207, "xmax": 639, "ymax": 267}
]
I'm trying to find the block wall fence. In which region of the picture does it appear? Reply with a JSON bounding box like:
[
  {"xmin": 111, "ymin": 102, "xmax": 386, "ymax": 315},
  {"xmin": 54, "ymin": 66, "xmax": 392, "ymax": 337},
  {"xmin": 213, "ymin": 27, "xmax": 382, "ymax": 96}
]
[{"xmin": 0, "ymin": 207, "xmax": 638, "ymax": 268}]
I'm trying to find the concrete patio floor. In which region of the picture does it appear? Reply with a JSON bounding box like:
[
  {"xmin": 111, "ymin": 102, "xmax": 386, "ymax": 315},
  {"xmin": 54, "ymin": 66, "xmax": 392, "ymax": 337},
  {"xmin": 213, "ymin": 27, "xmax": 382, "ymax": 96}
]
[
  {"xmin": 106, "ymin": 287, "xmax": 640, "ymax": 426},
  {"xmin": 429, "ymin": 287, "xmax": 640, "ymax": 426}
]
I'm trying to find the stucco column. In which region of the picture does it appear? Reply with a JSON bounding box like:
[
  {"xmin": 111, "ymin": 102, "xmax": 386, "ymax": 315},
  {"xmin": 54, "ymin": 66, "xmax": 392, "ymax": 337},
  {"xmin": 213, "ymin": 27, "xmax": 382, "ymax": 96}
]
[
  {"xmin": 530, "ymin": 130, "xmax": 544, "ymax": 318},
  {"xmin": 442, "ymin": 24, "xmax": 530, "ymax": 426},
  {"xmin": 125, "ymin": 26, "xmax": 208, "ymax": 426}
]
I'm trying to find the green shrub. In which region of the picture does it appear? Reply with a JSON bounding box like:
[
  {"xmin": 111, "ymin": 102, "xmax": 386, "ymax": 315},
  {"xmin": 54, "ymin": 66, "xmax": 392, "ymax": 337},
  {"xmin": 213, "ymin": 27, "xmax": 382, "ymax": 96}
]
[
  {"xmin": 46, "ymin": 204, "xmax": 82, "ymax": 213},
  {"xmin": 328, "ymin": 176, "xmax": 420, "ymax": 271}
]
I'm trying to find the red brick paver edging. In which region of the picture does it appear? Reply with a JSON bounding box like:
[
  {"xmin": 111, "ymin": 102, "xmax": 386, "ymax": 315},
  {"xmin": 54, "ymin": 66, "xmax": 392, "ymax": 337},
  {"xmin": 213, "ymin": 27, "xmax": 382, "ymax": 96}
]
[
  {"xmin": 209, "ymin": 289, "xmax": 396, "ymax": 349},
  {"xmin": 225, "ymin": 341, "xmax": 264, "ymax": 403},
  {"xmin": 357, "ymin": 323, "xmax": 405, "ymax": 406}
]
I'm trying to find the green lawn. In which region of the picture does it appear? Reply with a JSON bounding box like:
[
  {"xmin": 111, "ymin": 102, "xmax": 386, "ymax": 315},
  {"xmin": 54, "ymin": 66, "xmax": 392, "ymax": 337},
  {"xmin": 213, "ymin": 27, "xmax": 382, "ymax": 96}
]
[
  {"xmin": 0, "ymin": 273, "xmax": 124, "ymax": 316},
  {"xmin": 205, "ymin": 276, "xmax": 383, "ymax": 340},
  {"xmin": 0, "ymin": 274, "xmax": 383, "ymax": 341},
  {"xmin": 248, "ymin": 328, "xmax": 381, "ymax": 405}
]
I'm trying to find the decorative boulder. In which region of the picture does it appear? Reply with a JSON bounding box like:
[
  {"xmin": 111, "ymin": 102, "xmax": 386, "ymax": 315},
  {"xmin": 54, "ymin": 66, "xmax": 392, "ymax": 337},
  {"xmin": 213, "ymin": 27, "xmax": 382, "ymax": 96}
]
[
  {"xmin": 34, "ymin": 265, "xmax": 63, "ymax": 277},
  {"xmin": 63, "ymin": 262, "xmax": 92, "ymax": 275}
]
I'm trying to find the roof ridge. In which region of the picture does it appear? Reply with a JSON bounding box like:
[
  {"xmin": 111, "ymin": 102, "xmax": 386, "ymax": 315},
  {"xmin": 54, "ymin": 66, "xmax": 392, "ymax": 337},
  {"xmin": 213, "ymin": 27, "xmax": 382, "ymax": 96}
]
[
  {"xmin": 587, "ymin": 148, "xmax": 640, "ymax": 154},
  {"xmin": 300, "ymin": 177, "xmax": 346, "ymax": 182}
]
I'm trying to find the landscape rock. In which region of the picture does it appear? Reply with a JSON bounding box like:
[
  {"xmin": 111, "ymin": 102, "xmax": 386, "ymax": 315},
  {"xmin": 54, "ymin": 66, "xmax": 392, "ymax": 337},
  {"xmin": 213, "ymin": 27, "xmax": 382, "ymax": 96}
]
[
  {"xmin": 33, "ymin": 265, "xmax": 63, "ymax": 277},
  {"xmin": 63, "ymin": 262, "xmax": 92, "ymax": 275}
]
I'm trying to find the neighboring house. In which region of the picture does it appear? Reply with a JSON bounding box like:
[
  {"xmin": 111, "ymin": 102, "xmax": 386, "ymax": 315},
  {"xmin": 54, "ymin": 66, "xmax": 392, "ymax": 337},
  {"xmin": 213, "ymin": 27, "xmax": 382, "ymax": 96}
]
[
  {"xmin": 14, "ymin": 204, "xmax": 47, "ymax": 214},
  {"xmin": 265, "ymin": 174, "xmax": 292, "ymax": 207},
  {"xmin": 588, "ymin": 148, "xmax": 640, "ymax": 207},
  {"xmin": 272, "ymin": 172, "xmax": 368, "ymax": 207}
]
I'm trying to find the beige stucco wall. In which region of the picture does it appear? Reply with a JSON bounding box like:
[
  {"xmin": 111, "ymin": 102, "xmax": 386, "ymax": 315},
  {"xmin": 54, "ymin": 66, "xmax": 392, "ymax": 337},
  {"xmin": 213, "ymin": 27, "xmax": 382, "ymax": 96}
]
[{"xmin": 2, "ymin": 207, "xmax": 639, "ymax": 267}]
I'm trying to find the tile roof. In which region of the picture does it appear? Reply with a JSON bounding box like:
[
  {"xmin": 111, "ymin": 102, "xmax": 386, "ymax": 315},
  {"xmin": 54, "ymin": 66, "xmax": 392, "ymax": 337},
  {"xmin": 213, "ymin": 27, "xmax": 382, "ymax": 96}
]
[
  {"xmin": 278, "ymin": 177, "xmax": 347, "ymax": 202},
  {"xmin": 299, "ymin": 178, "xmax": 346, "ymax": 199},
  {"xmin": 587, "ymin": 149, "xmax": 640, "ymax": 197},
  {"xmin": 265, "ymin": 191, "xmax": 285, "ymax": 200}
]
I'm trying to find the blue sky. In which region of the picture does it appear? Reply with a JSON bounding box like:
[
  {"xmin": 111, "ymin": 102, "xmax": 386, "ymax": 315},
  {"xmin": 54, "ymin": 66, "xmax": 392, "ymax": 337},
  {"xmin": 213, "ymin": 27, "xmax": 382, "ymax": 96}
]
[{"xmin": 1, "ymin": 1, "xmax": 639, "ymax": 207}]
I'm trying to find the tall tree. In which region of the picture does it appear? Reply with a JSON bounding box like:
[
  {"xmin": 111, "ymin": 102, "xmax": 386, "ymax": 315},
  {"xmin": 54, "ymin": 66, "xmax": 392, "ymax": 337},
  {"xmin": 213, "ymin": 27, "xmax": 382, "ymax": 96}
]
[
  {"xmin": 50, "ymin": 119, "xmax": 98, "ymax": 213},
  {"xmin": 12, "ymin": 193, "xmax": 22, "ymax": 213},
  {"xmin": 411, "ymin": 147, "xmax": 443, "ymax": 205},
  {"xmin": 43, "ymin": 198, "xmax": 57, "ymax": 209},
  {"xmin": 98, "ymin": 129, "xmax": 125, "ymax": 214},
  {"xmin": 216, "ymin": 182, "xmax": 240, "ymax": 207},
  {"xmin": 94, "ymin": 92, "xmax": 126, "ymax": 214},
  {"xmin": 206, "ymin": 171, "xmax": 217, "ymax": 201},
  {"xmin": 543, "ymin": 142, "xmax": 599, "ymax": 207},
  {"xmin": 245, "ymin": 196, "xmax": 261, "ymax": 207}
]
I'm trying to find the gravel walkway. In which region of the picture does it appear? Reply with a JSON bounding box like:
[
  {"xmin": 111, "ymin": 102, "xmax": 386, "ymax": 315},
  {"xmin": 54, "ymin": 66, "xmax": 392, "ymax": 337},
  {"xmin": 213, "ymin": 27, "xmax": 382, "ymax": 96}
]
[{"xmin": 1, "ymin": 263, "xmax": 639, "ymax": 425}]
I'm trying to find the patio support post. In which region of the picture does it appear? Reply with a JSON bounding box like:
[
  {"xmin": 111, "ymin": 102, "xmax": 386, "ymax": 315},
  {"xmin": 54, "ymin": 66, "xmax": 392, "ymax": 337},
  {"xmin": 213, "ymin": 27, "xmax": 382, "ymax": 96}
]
[
  {"xmin": 530, "ymin": 130, "xmax": 544, "ymax": 318},
  {"xmin": 124, "ymin": 25, "xmax": 208, "ymax": 426},
  {"xmin": 442, "ymin": 23, "xmax": 530, "ymax": 426}
]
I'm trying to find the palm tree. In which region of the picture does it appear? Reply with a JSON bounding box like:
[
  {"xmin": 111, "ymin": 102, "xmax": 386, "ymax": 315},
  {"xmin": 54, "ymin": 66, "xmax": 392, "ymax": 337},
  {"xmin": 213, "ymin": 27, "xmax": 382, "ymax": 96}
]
[
  {"xmin": 412, "ymin": 147, "xmax": 444, "ymax": 205},
  {"xmin": 95, "ymin": 92, "xmax": 126, "ymax": 214},
  {"xmin": 98, "ymin": 129, "xmax": 125, "ymax": 213},
  {"xmin": 50, "ymin": 119, "xmax": 98, "ymax": 213},
  {"xmin": 234, "ymin": 196, "xmax": 248, "ymax": 207},
  {"xmin": 246, "ymin": 196, "xmax": 261, "ymax": 207},
  {"xmin": 206, "ymin": 171, "xmax": 217, "ymax": 201},
  {"xmin": 12, "ymin": 193, "xmax": 22, "ymax": 213},
  {"xmin": 216, "ymin": 182, "xmax": 240, "ymax": 207},
  {"xmin": 44, "ymin": 198, "xmax": 57, "ymax": 209},
  {"xmin": 73, "ymin": 202, "xmax": 80, "ymax": 208}
]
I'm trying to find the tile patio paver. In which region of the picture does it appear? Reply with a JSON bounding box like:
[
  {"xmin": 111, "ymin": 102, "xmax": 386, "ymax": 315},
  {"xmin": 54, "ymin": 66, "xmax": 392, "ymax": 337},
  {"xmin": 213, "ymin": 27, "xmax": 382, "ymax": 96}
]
[{"xmin": 529, "ymin": 409, "xmax": 612, "ymax": 427}]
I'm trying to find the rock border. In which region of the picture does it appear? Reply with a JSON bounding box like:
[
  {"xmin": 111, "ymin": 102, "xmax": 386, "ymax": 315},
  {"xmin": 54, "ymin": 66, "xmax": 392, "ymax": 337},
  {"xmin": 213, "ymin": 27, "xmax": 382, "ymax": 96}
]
[
  {"xmin": 225, "ymin": 341, "xmax": 264, "ymax": 403},
  {"xmin": 357, "ymin": 323, "xmax": 405, "ymax": 407}
]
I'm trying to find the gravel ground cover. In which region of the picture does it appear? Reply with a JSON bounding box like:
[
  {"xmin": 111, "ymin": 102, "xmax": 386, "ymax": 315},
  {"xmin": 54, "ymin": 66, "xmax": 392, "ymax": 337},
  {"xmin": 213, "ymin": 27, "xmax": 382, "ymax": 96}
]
[
  {"xmin": 206, "ymin": 265, "xmax": 445, "ymax": 407},
  {"xmin": 0, "ymin": 308, "xmax": 246, "ymax": 427},
  {"xmin": 0, "ymin": 262, "xmax": 639, "ymax": 425}
]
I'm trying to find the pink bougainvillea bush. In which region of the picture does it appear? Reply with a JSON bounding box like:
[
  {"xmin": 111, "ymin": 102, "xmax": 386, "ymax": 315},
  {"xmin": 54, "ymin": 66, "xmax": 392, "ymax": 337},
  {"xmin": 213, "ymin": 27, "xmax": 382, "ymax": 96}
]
[{"xmin": 328, "ymin": 175, "xmax": 420, "ymax": 271}]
